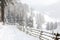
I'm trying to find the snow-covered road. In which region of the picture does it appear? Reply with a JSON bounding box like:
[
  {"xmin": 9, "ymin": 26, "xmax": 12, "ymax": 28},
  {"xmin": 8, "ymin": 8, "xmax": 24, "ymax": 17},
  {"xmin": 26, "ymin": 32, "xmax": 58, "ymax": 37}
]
[{"xmin": 0, "ymin": 24, "xmax": 39, "ymax": 40}]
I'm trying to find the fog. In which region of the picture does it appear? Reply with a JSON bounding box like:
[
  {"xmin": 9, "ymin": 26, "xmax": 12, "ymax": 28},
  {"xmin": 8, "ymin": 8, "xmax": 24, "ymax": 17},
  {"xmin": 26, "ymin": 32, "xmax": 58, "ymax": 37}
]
[{"xmin": 21, "ymin": 0, "xmax": 60, "ymax": 20}]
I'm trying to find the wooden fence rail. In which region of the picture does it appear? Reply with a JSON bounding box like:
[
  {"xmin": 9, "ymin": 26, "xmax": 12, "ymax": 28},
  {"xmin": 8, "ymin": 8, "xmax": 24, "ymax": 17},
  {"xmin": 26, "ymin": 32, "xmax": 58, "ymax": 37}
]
[{"xmin": 18, "ymin": 26, "xmax": 60, "ymax": 40}]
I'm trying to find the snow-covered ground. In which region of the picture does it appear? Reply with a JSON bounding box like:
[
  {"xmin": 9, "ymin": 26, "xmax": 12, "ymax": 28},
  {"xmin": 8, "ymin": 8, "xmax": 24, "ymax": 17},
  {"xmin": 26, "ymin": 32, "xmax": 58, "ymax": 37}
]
[
  {"xmin": 0, "ymin": 23, "xmax": 39, "ymax": 40},
  {"xmin": 0, "ymin": 21, "xmax": 60, "ymax": 40}
]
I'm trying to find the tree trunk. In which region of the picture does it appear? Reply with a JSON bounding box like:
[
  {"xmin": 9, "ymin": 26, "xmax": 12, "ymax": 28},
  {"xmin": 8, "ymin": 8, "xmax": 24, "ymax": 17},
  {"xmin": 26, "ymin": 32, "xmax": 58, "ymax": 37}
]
[{"xmin": 1, "ymin": 0, "xmax": 5, "ymax": 23}]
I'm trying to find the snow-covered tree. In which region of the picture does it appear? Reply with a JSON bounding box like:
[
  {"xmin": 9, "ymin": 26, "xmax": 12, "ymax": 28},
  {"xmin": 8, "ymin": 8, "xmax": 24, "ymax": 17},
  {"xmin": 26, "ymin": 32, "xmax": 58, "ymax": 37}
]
[
  {"xmin": 5, "ymin": 0, "xmax": 29, "ymax": 25},
  {"xmin": 26, "ymin": 16, "xmax": 33, "ymax": 28},
  {"xmin": 46, "ymin": 22, "xmax": 57, "ymax": 30},
  {"xmin": 36, "ymin": 13, "xmax": 45, "ymax": 29}
]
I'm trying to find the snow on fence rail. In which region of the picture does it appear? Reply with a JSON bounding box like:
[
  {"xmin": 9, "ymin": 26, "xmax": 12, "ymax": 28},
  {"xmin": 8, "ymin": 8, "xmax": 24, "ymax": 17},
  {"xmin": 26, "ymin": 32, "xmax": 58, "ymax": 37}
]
[
  {"xmin": 18, "ymin": 26, "xmax": 60, "ymax": 40},
  {"xmin": 26, "ymin": 28, "xmax": 55, "ymax": 40}
]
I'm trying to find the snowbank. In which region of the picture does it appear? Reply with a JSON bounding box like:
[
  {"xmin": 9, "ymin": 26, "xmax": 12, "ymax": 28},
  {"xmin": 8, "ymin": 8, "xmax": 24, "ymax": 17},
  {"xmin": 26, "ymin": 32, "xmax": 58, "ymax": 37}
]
[{"xmin": 0, "ymin": 24, "xmax": 39, "ymax": 40}]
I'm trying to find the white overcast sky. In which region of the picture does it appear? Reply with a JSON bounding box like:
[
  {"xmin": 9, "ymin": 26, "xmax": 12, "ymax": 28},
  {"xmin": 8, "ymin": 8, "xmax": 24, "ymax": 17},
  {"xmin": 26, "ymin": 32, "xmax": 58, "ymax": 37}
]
[
  {"xmin": 20, "ymin": 0, "xmax": 60, "ymax": 20},
  {"xmin": 21, "ymin": 0, "xmax": 60, "ymax": 6}
]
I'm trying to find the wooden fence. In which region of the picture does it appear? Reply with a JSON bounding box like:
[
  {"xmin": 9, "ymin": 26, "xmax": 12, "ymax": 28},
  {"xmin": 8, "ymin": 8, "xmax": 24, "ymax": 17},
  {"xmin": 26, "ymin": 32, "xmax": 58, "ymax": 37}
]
[{"xmin": 18, "ymin": 26, "xmax": 60, "ymax": 40}]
